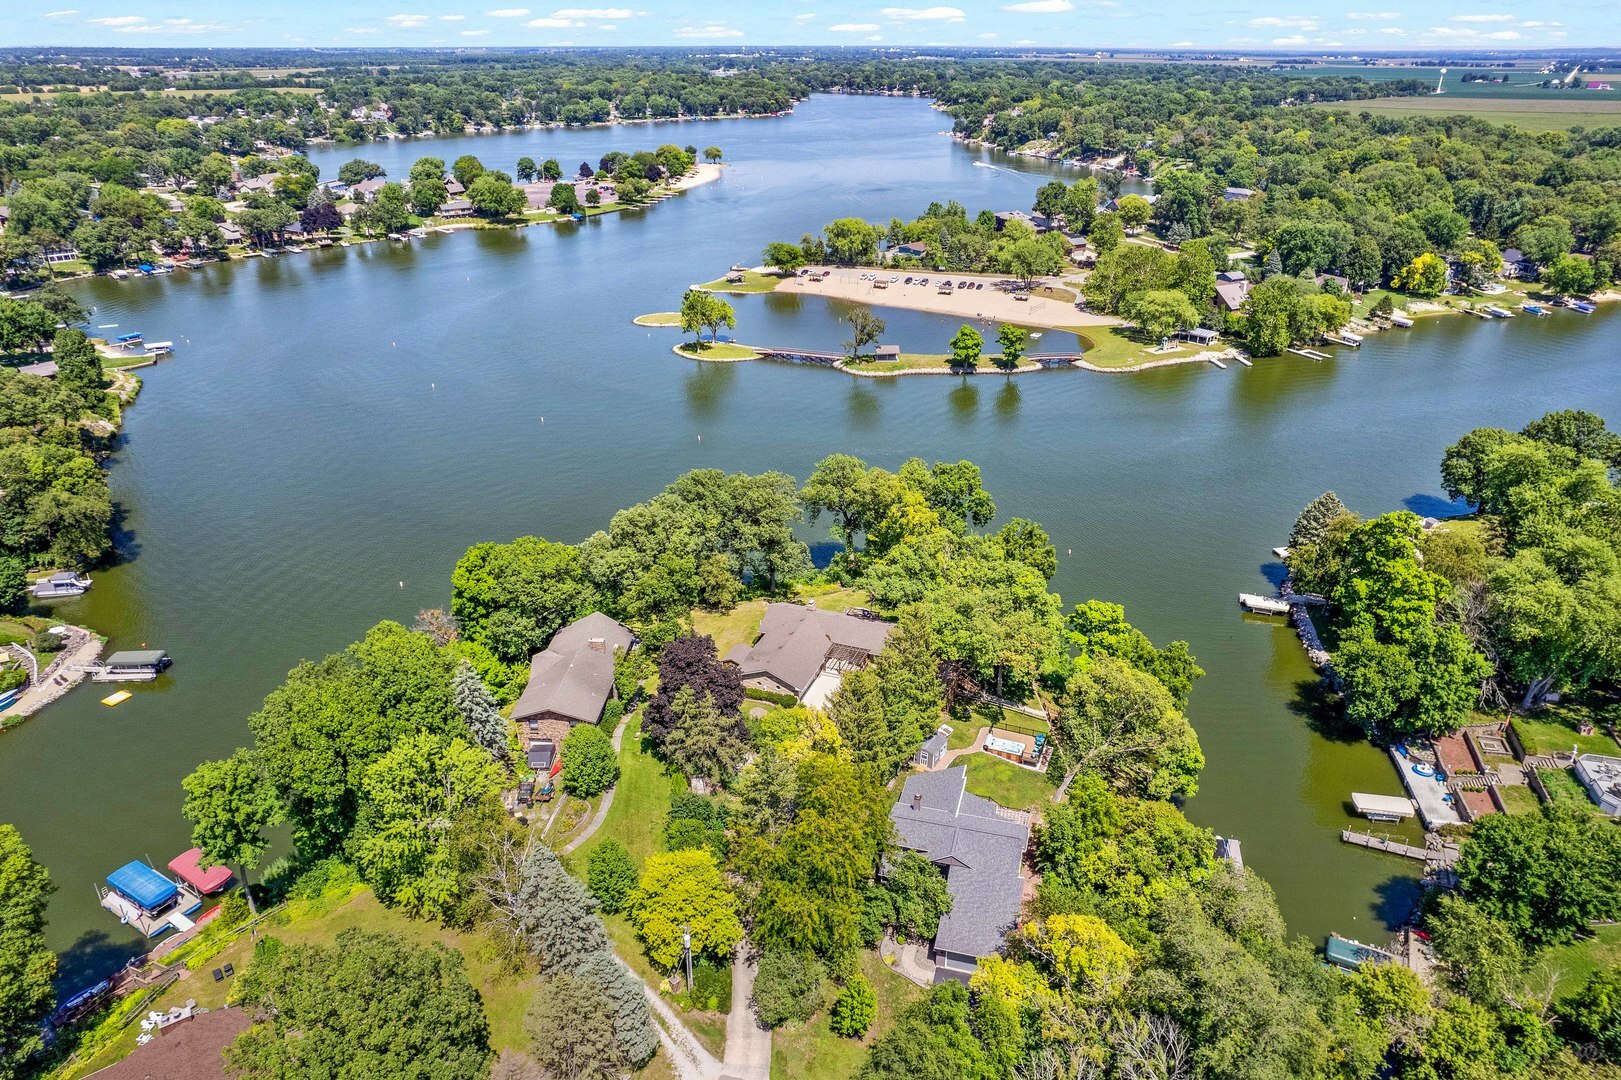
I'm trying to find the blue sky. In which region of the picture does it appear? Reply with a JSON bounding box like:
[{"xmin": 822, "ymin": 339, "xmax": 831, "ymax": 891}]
[{"xmin": 4, "ymin": 1, "xmax": 1594, "ymax": 50}]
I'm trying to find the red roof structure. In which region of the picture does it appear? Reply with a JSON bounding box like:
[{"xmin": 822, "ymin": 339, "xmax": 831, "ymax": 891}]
[{"xmin": 167, "ymin": 848, "xmax": 232, "ymax": 894}]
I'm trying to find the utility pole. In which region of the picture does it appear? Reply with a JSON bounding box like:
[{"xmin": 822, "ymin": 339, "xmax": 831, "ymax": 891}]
[{"xmin": 682, "ymin": 926, "xmax": 693, "ymax": 993}]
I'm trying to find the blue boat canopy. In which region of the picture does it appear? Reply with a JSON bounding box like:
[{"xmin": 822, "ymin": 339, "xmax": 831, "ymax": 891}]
[{"xmin": 107, "ymin": 860, "xmax": 177, "ymax": 910}]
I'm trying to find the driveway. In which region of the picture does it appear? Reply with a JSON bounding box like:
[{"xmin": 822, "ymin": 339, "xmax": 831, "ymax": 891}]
[{"xmin": 721, "ymin": 946, "xmax": 772, "ymax": 1080}]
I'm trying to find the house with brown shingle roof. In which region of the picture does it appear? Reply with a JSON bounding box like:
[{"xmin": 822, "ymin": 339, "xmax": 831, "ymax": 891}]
[
  {"xmin": 510, "ymin": 612, "xmax": 636, "ymax": 746},
  {"xmin": 723, "ymin": 602, "xmax": 892, "ymax": 708}
]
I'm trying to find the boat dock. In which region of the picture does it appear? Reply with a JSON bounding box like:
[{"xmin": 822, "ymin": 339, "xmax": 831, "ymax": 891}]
[
  {"xmin": 1287, "ymin": 347, "xmax": 1332, "ymax": 361},
  {"xmin": 1238, "ymin": 592, "xmax": 1291, "ymax": 615},
  {"xmin": 1341, "ymin": 828, "xmax": 1462, "ymax": 869}
]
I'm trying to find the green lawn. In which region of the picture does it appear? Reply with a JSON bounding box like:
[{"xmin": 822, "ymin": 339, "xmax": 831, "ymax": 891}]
[
  {"xmin": 791, "ymin": 584, "xmax": 870, "ymax": 613},
  {"xmin": 694, "ymin": 270, "xmax": 780, "ymax": 294},
  {"xmin": 1536, "ymin": 767, "xmax": 1600, "ymax": 813},
  {"xmin": 1321, "ymin": 95, "xmax": 1621, "ymax": 133},
  {"xmin": 1496, "ymin": 784, "xmax": 1542, "ymax": 815},
  {"xmin": 768, "ymin": 950, "xmax": 926, "ymax": 1080},
  {"xmin": 1512, "ymin": 714, "xmax": 1619, "ymax": 758},
  {"xmin": 842, "ymin": 352, "xmax": 1025, "ymax": 374},
  {"xmin": 635, "ymin": 311, "xmax": 683, "ymax": 327},
  {"xmin": 692, "ymin": 600, "xmax": 768, "ymax": 659},
  {"xmin": 1524, "ymin": 924, "xmax": 1621, "ymax": 999},
  {"xmin": 563, "ymin": 713, "xmax": 683, "ymax": 874},
  {"xmin": 962, "ymin": 752, "xmax": 1056, "ymax": 811},
  {"xmin": 676, "ymin": 341, "xmax": 761, "ymax": 361},
  {"xmin": 1071, "ymin": 326, "xmax": 1191, "ymax": 369}
]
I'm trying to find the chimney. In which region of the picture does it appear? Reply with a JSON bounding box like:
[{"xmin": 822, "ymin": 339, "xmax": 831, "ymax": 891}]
[
  {"xmin": 588, "ymin": 637, "xmax": 605, "ymax": 653},
  {"xmin": 912, "ymin": 794, "xmax": 922, "ymax": 811}
]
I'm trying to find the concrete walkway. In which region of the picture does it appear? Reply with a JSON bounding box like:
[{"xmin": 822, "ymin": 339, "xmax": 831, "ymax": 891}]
[
  {"xmin": 721, "ymin": 945, "xmax": 771, "ymax": 1080},
  {"xmin": 559, "ymin": 713, "xmax": 632, "ymax": 856},
  {"xmin": 880, "ymin": 933, "xmax": 937, "ymax": 988}
]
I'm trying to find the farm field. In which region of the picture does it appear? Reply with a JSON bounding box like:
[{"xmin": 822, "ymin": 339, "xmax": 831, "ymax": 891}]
[{"xmin": 1320, "ymin": 94, "xmax": 1621, "ymax": 132}]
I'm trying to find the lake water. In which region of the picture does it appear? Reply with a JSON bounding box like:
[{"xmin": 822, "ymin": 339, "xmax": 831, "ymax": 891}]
[{"xmin": 4, "ymin": 94, "xmax": 1618, "ymax": 987}]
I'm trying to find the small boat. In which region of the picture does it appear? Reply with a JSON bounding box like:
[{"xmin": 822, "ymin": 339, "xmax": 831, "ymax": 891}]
[
  {"xmin": 1483, "ymin": 305, "xmax": 1515, "ymax": 318},
  {"xmin": 1326, "ymin": 933, "xmax": 1397, "ymax": 970},
  {"xmin": 1388, "ymin": 314, "xmax": 1414, "ymax": 327},
  {"xmin": 109, "ymin": 270, "xmax": 129, "ymax": 280},
  {"xmin": 99, "ymin": 860, "xmax": 202, "ymax": 938},
  {"xmin": 93, "ymin": 650, "xmax": 171, "ymax": 683},
  {"xmin": 32, "ymin": 571, "xmax": 91, "ymax": 599},
  {"xmin": 112, "ymin": 333, "xmax": 143, "ymax": 349},
  {"xmin": 1352, "ymin": 792, "xmax": 1416, "ymax": 822},
  {"xmin": 1571, "ymin": 301, "xmax": 1597, "ymax": 314},
  {"xmin": 1522, "ymin": 303, "xmax": 1548, "ymax": 316}
]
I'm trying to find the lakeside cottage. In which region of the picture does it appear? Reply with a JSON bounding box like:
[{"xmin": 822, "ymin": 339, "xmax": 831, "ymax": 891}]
[
  {"xmin": 889, "ymin": 766, "xmax": 1031, "ymax": 984},
  {"xmin": 509, "ymin": 612, "xmax": 636, "ymax": 746},
  {"xmin": 1214, "ymin": 270, "xmax": 1251, "ymax": 312},
  {"xmin": 723, "ymin": 602, "xmax": 892, "ymax": 709}
]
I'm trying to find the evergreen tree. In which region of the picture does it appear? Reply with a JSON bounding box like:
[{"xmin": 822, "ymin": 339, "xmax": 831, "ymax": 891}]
[
  {"xmin": 524, "ymin": 973, "xmax": 625, "ymax": 1080},
  {"xmin": 453, "ymin": 660, "xmax": 508, "ymax": 766},
  {"xmin": 828, "ymin": 668, "xmax": 890, "ymax": 770},
  {"xmin": 0, "ymin": 825, "xmax": 55, "ymax": 1080},
  {"xmin": 1289, "ymin": 491, "xmax": 1349, "ymax": 549},
  {"xmin": 870, "ymin": 606, "xmax": 942, "ymax": 774},
  {"xmin": 662, "ymin": 685, "xmax": 747, "ymax": 787}
]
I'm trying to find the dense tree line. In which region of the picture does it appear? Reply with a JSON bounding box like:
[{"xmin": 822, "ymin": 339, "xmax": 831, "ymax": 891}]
[{"xmin": 1288, "ymin": 408, "xmax": 1621, "ymax": 735}]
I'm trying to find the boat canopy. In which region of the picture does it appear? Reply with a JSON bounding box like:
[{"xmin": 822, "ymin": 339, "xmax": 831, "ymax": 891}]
[
  {"xmin": 107, "ymin": 860, "xmax": 177, "ymax": 910},
  {"xmin": 105, "ymin": 650, "xmax": 168, "ymax": 667},
  {"xmin": 168, "ymin": 847, "xmax": 232, "ymax": 893},
  {"xmin": 1351, "ymin": 792, "xmax": 1415, "ymax": 818}
]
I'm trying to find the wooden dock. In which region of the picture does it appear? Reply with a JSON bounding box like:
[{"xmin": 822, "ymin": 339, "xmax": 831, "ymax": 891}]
[
  {"xmin": 1341, "ymin": 829, "xmax": 1428, "ymax": 860},
  {"xmin": 1288, "ymin": 347, "xmax": 1332, "ymax": 361}
]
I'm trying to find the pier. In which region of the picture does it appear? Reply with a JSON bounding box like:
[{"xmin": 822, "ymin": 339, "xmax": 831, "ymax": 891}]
[
  {"xmin": 1340, "ymin": 829, "xmax": 1460, "ymax": 870},
  {"xmin": 1287, "ymin": 347, "xmax": 1332, "ymax": 361}
]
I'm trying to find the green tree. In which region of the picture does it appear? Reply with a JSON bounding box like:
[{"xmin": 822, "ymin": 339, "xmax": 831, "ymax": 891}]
[
  {"xmin": 843, "ymin": 309, "xmax": 886, "ymax": 360},
  {"xmin": 547, "ymin": 182, "xmax": 581, "ymax": 215},
  {"xmin": 995, "ymin": 324, "xmax": 1029, "ymax": 371},
  {"xmin": 450, "ymin": 537, "xmax": 595, "ymax": 660},
  {"xmin": 1522, "ymin": 409, "xmax": 1621, "ymax": 468},
  {"xmin": 338, "ymin": 159, "xmax": 384, "ymax": 185},
  {"xmin": 704, "ymin": 146, "xmax": 723, "ymax": 163},
  {"xmin": 948, "ymin": 324, "xmax": 982, "ymax": 369},
  {"xmin": 763, "ymin": 241, "xmax": 806, "ymax": 274},
  {"xmin": 561, "ymin": 723, "xmax": 618, "ymax": 798},
  {"xmin": 523, "ymin": 974, "xmax": 624, "ymax": 1080},
  {"xmin": 541, "ymin": 158, "xmax": 563, "ymax": 181},
  {"xmin": 227, "ymin": 930, "xmax": 492, "ymax": 1079},
  {"xmin": 678, "ymin": 289, "xmax": 736, "ymax": 345},
  {"xmin": 1122, "ymin": 288, "xmax": 1199, "ymax": 341},
  {"xmin": 352, "ymin": 732, "xmax": 502, "ymax": 920},
  {"xmin": 452, "ymin": 660, "xmax": 509, "ymax": 766},
  {"xmin": 662, "ymin": 685, "xmax": 747, "ymax": 788},
  {"xmin": 451, "ymin": 154, "xmax": 486, "ymax": 188},
  {"xmin": 586, "ymin": 839, "xmax": 636, "ymax": 915},
  {"xmin": 1543, "ymin": 254, "xmax": 1596, "ymax": 297},
  {"xmin": 827, "ymin": 667, "xmax": 892, "ymax": 770},
  {"xmin": 1441, "ymin": 427, "xmax": 1523, "ymax": 512},
  {"xmin": 1559, "ymin": 968, "xmax": 1621, "ymax": 1061},
  {"xmin": 629, "ymin": 848, "xmax": 742, "ymax": 969},
  {"xmin": 0, "ymin": 557, "xmax": 26, "ymax": 614},
  {"xmin": 409, "ymin": 176, "xmax": 447, "ymax": 217},
  {"xmin": 1054, "ymin": 654, "xmax": 1204, "ymax": 800},
  {"xmin": 1089, "ymin": 212, "xmax": 1124, "ymax": 253},
  {"xmin": 1115, "ymin": 193, "xmax": 1152, "ymax": 233},
  {"xmin": 181, "ymin": 749, "xmax": 280, "ymax": 914},
  {"xmin": 515, "ymin": 157, "xmax": 537, "ymax": 183},
  {"xmin": 857, "ymin": 981, "xmax": 991, "ymax": 1080},
  {"xmin": 467, "ymin": 172, "xmax": 526, "ymax": 218},
  {"xmin": 0, "ymin": 825, "xmax": 55, "ymax": 1080},
  {"xmin": 364, "ymin": 182, "xmax": 412, "ymax": 234},
  {"xmin": 1456, "ymin": 805, "xmax": 1621, "ymax": 948},
  {"xmin": 824, "ymin": 217, "xmax": 880, "ymax": 264},
  {"xmin": 753, "ymin": 948, "xmax": 826, "ymax": 1028},
  {"xmin": 408, "ymin": 156, "xmax": 446, "ymax": 185},
  {"xmin": 1428, "ymin": 895, "xmax": 1527, "ymax": 1006},
  {"xmin": 51, "ymin": 329, "xmax": 102, "ymax": 402},
  {"xmin": 800, "ymin": 454, "xmax": 900, "ymax": 558},
  {"xmin": 863, "ymin": 850, "xmax": 952, "ymax": 943},
  {"xmin": 1392, "ymin": 252, "xmax": 1449, "ymax": 298},
  {"xmin": 830, "ymin": 973, "xmax": 877, "ymax": 1037}
]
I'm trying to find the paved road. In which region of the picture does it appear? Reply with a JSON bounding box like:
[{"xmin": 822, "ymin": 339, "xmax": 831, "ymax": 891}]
[
  {"xmin": 721, "ymin": 945, "xmax": 772, "ymax": 1080},
  {"xmin": 559, "ymin": 712, "xmax": 632, "ymax": 856}
]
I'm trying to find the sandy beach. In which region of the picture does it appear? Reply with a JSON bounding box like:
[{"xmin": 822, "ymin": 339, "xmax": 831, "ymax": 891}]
[
  {"xmin": 670, "ymin": 162, "xmax": 724, "ymax": 191},
  {"xmin": 774, "ymin": 265, "xmax": 1120, "ymax": 331}
]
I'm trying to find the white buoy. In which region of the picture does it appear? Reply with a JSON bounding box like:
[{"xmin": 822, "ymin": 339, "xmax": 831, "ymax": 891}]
[{"xmin": 399, "ymin": 582, "xmax": 404, "ymax": 588}]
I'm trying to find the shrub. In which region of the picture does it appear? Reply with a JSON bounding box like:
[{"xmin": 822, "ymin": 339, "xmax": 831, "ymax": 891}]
[
  {"xmin": 0, "ymin": 667, "xmax": 26, "ymax": 692},
  {"xmin": 744, "ymin": 686, "xmax": 799, "ymax": 708},
  {"xmin": 562, "ymin": 723, "xmax": 618, "ymax": 797},
  {"xmin": 830, "ymin": 974, "xmax": 876, "ymax": 1037},
  {"xmin": 32, "ymin": 630, "xmax": 65, "ymax": 654},
  {"xmin": 601, "ymin": 696, "xmax": 625, "ymax": 729},
  {"xmin": 215, "ymin": 890, "xmax": 251, "ymax": 929},
  {"xmin": 752, "ymin": 948, "xmax": 826, "ymax": 1028},
  {"xmin": 587, "ymin": 840, "xmax": 637, "ymax": 915}
]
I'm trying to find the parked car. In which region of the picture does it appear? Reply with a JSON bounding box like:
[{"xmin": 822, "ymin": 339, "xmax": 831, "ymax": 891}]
[{"xmin": 904, "ymin": 276, "xmax": 913, "ymax": 284}]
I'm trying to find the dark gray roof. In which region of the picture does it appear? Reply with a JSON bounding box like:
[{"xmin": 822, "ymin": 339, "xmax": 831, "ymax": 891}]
[
  {"xmin": 890, "ymin": 766, "xmax": 1029, "ymax": 960},
  {"xmin": 106, "ymin": 650, "xmax": 168, "ymax": 666},
  {"xmin": 510, "ymin": 612, "xmax": 634, "ymax": 726},
  {"xmin": 728, "ymin": 603, "xmax": 892, "ymax": 696},
  {"xmin": 920, "ymin": 731, "xmax": 948, "ymax": 758}
]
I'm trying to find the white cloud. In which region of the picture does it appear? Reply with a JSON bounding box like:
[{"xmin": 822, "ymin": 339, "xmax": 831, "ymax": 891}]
[
  {"xmin": 1520, "ymin": 20, "xmax": 1563, "ymax": 26},
  {"xmin": 1346, "ymin": 10, "xmax": 1401, "ymax": 18},
  {"xmin": 829, "ymin": 22, "xmax": 880, "ymax": 30},
  {"xmin": 87, "ymin": 15, "xmax": 144, "ymax": 25},
  {"xmin": 440, "ymin": 14, "xmax": 466, "ymax": 20},
  {"xmin": 42, "ymin": 9, "xmax": 78, "ymax": 17},
  {"xmin": 1248, "ymin": 15, "xmax": 1317, "ymax": 28},
  {"xmin": 978, "ymin": 30, "xmax": 998, "ymax": 37},
  {"xmin": 485, "ymin": 8, "xmax": 530, "ymax": 15},
  {"xmin": 527, "ymin": 16, "xmax": 581, "ymax": 25},
  {"xmin": 386, "ymin": 13, "xmax": 431, "ymax": 27},
  {"xmin": 1379, "ymin": 26, "xmax": 1405, "ymax": 34},
  {"xmin": 881, "ymin": 5, "xmax": 966, "ymax": 20},
  {"xmin": 344, "ymin": 26, "xmax": 381, "ymax": 32},
  {"xmin": 1426, "ymin": 24, "xmax": 1519, "ymax": 38},
  {"xmin": 673, "ymin": 23, "xmax": 744, "ymax": 36},
  {"xmin": 551, "ymin": 7, "xmax": 642, "ymax": 16},
  {"xmin": 794, "ymin": 12, "xmax": 815, "ymax": 20},
  {"xmin": 1449, "ymin": 12, "xmax": 1514, "ymax": 20},
  {"xmin": 1169, "ymin": 39, "xmax": 1194, "ymax": 45},
  {"xmin": 1001, "ymin": 0, "xmax": 1071, "ymax": 10},
  {"xmin": 1272, "ymin": 34, "xmax": 1309, "ymax": 44},
  {"xmin": 461, "ymin": 28, "xmax": 490, "ymax": 34}
]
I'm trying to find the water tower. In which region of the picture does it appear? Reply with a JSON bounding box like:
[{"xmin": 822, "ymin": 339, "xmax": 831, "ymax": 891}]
[{"xmin": 1434, "ymin": 67, "xmax": 1447, "ymax": 95}]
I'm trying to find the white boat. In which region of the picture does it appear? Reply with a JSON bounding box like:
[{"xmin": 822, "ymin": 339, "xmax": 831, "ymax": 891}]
[
  {"xmin": 1388, "ymin": 314, "xmax": 1414, "ymax": 327},
  {"xmin": 144, "ymin": 341, "xmax": 173, "ymax": 356},
  {"xmin": 32, "ymin": 571, "xmax": 91, "ymax": 599},
  {"xmin": 1483, "ymin": 305, "xmax": 1515, "ymax": 318}
]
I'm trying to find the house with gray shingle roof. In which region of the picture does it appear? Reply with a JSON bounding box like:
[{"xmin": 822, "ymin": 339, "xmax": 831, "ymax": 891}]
[
  {"xmin": 722, "ymin": 602, "xmax": 892, "ymax": 707},
  {"xmin": 889, "ymin": 765, "xmax": 1031, "ymax": 983},
  {"xmin": 510, "ymin": 612, "xmax": 636, "ymax": 747}
]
